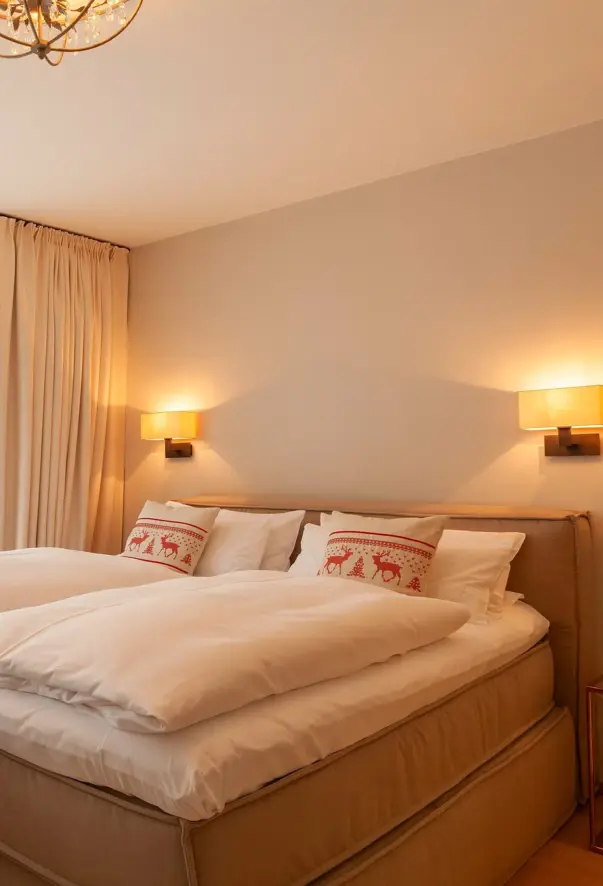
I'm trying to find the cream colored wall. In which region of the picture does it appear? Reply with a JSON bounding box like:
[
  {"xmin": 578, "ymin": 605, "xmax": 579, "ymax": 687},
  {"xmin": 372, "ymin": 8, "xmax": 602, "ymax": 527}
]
[{"xmin": 126, "ymin": 121, "xmax": 603, "ymax": 548}]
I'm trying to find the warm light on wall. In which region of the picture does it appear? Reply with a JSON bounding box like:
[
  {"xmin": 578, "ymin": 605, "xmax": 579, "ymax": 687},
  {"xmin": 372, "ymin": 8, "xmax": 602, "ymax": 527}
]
[
  {"xmin": 141, "ymin": 411, "xmax": 200, "ymax": 458},
  {"xmin": 518, "ymin": 385, "xmax": 603, "ymax": 457}
]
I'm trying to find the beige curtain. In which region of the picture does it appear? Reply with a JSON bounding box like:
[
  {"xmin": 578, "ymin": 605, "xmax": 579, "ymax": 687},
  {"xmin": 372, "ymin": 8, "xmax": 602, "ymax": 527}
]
[{"xmin": 0, "ymin": 217, "xmax": 128, "ymax": 554}]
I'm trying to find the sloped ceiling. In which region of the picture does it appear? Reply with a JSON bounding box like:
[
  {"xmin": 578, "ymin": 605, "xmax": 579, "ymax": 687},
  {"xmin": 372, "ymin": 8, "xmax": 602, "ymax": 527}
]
[{"xmin": 4, "ymin": 0, "xmax": 603, "ymax": 246}]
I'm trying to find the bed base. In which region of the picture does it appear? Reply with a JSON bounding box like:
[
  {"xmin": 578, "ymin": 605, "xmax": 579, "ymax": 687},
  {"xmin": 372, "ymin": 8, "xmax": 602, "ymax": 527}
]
[
  {"xmin": 316, "ymin": 707, "xmax": 575, "ymax": 885},
  {"xmin": 0, "ymin": 707, "xmax": 575, "ymax": 886}
]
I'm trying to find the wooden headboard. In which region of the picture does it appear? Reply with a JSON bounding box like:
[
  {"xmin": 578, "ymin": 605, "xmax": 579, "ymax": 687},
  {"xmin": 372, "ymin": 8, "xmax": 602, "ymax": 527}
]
[{"xmin": 181, "ymin": 496, "xmax": 596, "ymax": 795}]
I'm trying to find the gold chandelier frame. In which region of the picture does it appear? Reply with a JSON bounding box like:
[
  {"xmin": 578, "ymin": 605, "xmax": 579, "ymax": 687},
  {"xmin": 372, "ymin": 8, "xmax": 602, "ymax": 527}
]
[{"xmin": 0, "ymin": 0, "xmax": 144, "ymax": 65}]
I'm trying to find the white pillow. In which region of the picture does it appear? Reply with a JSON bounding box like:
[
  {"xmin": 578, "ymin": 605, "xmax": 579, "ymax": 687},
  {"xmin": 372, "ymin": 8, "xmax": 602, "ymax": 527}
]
[
  {"xmin": 289, "ymin": 522, "xmax": 328, "ymax": 577},
  {"xmin": 122, "ymin": 501, "xmax": 218, "ymax": 575},
  {"xmin": 167, "ymin": 503, "xmax": 270, "ymax": 576},
  {"xmin": 214, "ymin": 509, "xmax": 305, "ymax": 571},
  {"xmin": 492, "ymin": 565, "xmax": 511, "ymax": 608},
  {"xmin": 426, "ymin": 530, "xmax": 525, "ymax": 622},
  {"xmin": 318, "ymin": 513, "xmax": 446, "ymax": 593}
]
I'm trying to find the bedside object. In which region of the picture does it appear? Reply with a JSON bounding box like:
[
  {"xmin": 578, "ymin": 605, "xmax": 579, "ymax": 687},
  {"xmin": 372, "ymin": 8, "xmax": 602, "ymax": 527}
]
[
  {"xmin": 141, "ymin": 411, "xmax": 200, "ymax": 458},
  {"xmin": 587, "ymin": 680, "xmax": 603, "ymax": 853},
  {"xmin": 518, "ymin": 385, "xmax": 603, "ymax": 457}
]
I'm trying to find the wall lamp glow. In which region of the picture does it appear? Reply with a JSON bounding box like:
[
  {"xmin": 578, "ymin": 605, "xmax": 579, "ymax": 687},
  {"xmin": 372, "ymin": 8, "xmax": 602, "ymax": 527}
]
[
  {"xmin": 141, "ymin": 411, "xmax": 200, "ymax": 459},
  {"xmin": 518, "ymin": 385, "xmax": 603, "ymax": 457}
]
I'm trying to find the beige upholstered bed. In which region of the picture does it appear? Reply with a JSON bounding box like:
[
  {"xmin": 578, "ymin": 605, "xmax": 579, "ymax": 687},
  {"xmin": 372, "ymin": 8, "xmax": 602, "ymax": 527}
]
[{"xmin": 0, "ymin": 501, "xmax": 596, "ymax": 886}]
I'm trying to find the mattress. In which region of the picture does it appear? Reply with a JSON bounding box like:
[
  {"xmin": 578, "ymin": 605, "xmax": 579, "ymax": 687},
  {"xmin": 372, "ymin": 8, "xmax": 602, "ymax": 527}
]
[
  {"xmin": 0, "ymin": 603, "xmax": 549, "ymax": 821},
  {"xmin": 0, "ymin": 633, "xmax": 555, "ymax": 886}
]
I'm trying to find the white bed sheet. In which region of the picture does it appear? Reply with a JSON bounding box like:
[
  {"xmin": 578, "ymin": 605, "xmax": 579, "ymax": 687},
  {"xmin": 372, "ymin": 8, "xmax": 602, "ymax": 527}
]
[{"xmin": 0, "ymin": 602, "xmax": 549, "ymax": 821}]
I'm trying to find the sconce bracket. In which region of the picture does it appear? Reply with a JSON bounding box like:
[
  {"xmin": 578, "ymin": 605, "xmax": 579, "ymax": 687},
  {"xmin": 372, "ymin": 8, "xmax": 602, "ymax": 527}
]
[
  {"xmin": 164, "ymin": 438, "xmax": 193, "ymax": 459},
  {"xmin": 544, "ymin": 429, "xmax": 601, "ymax": 457}
]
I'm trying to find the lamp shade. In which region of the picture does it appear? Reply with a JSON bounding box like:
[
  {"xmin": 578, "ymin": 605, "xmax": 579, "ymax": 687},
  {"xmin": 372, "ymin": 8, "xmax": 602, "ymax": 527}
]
[
  {"xmin": 141, "ymin": 411, "xmax": 200, "ymax": 441},
  {"xmin": 518, "ymin": 385, "xmax": 603, "ymax": 430}
]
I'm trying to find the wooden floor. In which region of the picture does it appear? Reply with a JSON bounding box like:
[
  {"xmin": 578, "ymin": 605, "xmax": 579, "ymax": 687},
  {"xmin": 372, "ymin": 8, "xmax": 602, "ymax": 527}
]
[{"xmin": 506, "ymin": 804, "xmax": 603, "ymax": 884}]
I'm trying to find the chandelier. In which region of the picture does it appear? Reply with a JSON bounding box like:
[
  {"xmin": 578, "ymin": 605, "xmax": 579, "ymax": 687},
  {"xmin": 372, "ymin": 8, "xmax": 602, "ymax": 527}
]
[{"xmin": 0, "ymin": 0, "xmax": 143, "ymax": 65}]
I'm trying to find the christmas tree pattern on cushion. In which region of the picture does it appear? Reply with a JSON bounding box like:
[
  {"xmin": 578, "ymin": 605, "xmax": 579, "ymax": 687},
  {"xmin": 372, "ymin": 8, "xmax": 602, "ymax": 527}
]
[
  {"xmin": 405, "ymin": 576, "xmax": 422, "ymax": 594},
  {"xmin": 348, "ymin": 556, "xmax": 366, "ymax": 578}
]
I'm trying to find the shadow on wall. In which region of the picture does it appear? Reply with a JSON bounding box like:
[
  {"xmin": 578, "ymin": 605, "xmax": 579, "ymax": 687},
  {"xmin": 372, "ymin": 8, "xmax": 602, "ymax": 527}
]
[{"xmin": 180, "ymin": 361, "xmax": 520, "ymax": 502}]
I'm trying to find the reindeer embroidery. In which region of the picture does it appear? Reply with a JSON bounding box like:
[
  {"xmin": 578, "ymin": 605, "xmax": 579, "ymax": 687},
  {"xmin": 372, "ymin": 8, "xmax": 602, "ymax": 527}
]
[
  {"xmin": 322, "ymin": 546, "xmax": 353, "ymax": 575},
  {"xmin": 372, "ymin": 552, "xmax": 402, "ymax": 586},
  {"xmin": 159, "ymin": 534, "xmax": 180, "ymax": 559},
  {"xmin": 128, "ymin": 530, "xmax": 150, "ymax": 552}
]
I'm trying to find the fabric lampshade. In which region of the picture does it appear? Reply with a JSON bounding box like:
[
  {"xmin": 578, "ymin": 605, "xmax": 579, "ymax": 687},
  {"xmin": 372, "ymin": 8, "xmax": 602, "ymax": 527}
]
[
  {"xmin": 518, "ymin": 385, "xmax": 603, "ymax": 430},
  {"xmin": 141, "ymin": 412, "xmax": 199, "ymax": 441}
]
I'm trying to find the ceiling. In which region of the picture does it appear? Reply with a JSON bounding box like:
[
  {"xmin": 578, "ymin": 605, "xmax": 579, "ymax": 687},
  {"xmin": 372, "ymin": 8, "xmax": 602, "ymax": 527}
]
[{"xmin": 4, "ymin": 0, "xmax": 603, "ymax": 247}]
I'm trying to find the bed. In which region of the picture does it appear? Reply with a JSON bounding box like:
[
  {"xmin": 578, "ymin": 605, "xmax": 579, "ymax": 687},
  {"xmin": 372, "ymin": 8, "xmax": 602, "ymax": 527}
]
[{"xmin": 0, "ymin": 500, "xmax": 596, "ymax": 886}]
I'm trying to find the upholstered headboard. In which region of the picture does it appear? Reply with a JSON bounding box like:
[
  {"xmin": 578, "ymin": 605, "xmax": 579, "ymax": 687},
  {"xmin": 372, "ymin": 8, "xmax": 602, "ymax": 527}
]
[{"xmin": 181, "ymin": 497, "xmax": 597, "ymax": 794}]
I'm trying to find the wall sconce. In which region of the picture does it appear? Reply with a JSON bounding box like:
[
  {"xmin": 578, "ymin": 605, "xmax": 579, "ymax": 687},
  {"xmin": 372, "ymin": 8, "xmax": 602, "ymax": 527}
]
[
  {"xmin": 141, "ymin": 411, "xmax": 200, "ymax": 459},
  {"xmin": 518, "ymin": 385, "xmax": 603, "ymax": 456}
]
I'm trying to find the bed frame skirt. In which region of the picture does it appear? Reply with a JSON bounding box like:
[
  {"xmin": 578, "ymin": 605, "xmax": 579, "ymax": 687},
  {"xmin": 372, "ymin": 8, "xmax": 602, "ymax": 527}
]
[
  {"xmin": 316, "ymin": 706, "xmax": 575, "ymax": 885},
  {"xmin": 0, "ymin": 706, "xmax": 575, "ymax": 886}
]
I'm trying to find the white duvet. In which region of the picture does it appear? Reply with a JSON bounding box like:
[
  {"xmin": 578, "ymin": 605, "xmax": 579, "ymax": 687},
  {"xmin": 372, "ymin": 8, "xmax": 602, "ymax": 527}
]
[
  {"xmin": 0, "ymin": 547, "xmax": 173, "ymax": 612},
  {"xmin": 0, "ymin": 571, "xmax": 469, "ymax": 733}
]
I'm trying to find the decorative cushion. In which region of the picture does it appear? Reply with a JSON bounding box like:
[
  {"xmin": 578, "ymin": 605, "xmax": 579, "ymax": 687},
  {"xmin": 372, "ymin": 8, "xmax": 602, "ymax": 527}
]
[
  {"xmin": 167, "ymin": 503, "xmax": 271, "ymax": 576},
  {"xmin": 122, "ymin": 502, "xmax": 218, "ymax": 575},
  {"xmin": 318, "ymin": 513, "xmax": 445, "ymax": 593}
]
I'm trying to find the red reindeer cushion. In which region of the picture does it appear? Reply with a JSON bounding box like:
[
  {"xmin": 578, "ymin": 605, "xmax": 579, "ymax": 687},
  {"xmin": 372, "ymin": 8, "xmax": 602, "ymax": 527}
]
[
  {"xmin": 318, "ymin": 514, "xmax": 446, "ymax": 594},
  {"xmin": 122, "ymin": 502, "xmax": 219, "ymax": 575}
]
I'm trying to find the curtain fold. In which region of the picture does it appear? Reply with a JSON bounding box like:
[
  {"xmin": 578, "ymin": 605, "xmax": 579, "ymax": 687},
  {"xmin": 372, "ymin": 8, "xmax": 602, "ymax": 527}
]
[{"xmin": 0, "ymin": 217, "xmax": 128, "ymax": 554}]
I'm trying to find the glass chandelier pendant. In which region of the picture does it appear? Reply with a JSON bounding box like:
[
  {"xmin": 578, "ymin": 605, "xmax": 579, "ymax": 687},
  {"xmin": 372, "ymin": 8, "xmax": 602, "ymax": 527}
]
[{"xmin": 0, "ymin": 0, "xmax": 144, "ymax": 65}]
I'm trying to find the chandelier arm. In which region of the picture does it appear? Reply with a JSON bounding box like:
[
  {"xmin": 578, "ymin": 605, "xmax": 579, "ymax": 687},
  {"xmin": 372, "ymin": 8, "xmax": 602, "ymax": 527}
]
[
  {"xmin": 31, "ymin": 0, "xmax": 42, "ymax": 43},
  {"xmin": 0, "ymin": 30, "xmax": 36, "ymax": 47},
  {"xmin": 37, "ymin": 1, "xmax": 43, "ymax": 44},
  {"xmin": 47, "ymin": 0, "xmax": 144, "ymax": 52},
  {"xmin": 45, "ymin": 0, "xmax": 98, "ymax": 48},
  {"xmin": 44, "ymin": 49, "xmax": 63, "ymax": 65},
  {"xmin": 0, "ymin": 46, "xmax": 32, "ymax": 56},
  {"xmin": 45, "ymin": 27, "xmax": 66, "ymax": 62}
]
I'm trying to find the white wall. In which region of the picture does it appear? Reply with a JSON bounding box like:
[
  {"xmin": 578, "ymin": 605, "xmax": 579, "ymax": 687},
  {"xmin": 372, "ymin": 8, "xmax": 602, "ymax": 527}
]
[{"xmin": 126, "ymin": 121, "xmax": 603, "ymax": 564}]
